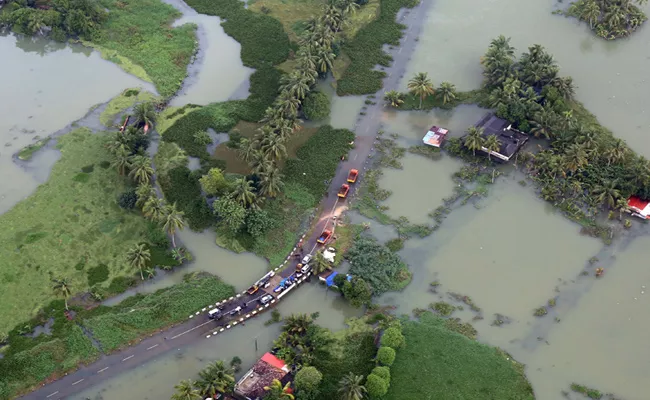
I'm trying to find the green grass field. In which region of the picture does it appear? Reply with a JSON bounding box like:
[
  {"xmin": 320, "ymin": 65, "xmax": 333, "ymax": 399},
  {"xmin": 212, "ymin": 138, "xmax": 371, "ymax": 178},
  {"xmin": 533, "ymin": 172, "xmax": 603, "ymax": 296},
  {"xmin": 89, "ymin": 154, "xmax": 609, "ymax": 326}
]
[
  {"xmin": 0, "ymin": 128, "xmax": 151, "ymax": 337},
  {"xmin": 90, "ymin": 0, "xmax": 199, "ymax": 98},
  {"xmin": 99, "ymin": 88, "xmax": 158, "ymax": 127},
  {"xmin": 386, "ymin": 312, "xmax": 535, "ymax": 400}
]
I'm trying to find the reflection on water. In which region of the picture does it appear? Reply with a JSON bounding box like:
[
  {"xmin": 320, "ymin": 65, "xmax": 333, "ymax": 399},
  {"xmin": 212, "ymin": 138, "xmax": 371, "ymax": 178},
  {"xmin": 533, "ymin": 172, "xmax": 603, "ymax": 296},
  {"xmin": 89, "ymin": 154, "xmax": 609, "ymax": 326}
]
[
  {"xmin": 406, "ymin": 0, "xmax": 650, "ymax": 156},
  {"xmin": 0, "ymin": 33, "xmax": 152, "ymax": 215}
]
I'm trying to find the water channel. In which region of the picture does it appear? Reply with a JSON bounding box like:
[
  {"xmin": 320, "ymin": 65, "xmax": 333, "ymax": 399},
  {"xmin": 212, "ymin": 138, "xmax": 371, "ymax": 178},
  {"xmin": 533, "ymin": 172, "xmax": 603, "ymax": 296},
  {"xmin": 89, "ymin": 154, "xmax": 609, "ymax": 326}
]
[{"xmin": 3, "ymin": 0, "xmax": 650, "ymax": 398}]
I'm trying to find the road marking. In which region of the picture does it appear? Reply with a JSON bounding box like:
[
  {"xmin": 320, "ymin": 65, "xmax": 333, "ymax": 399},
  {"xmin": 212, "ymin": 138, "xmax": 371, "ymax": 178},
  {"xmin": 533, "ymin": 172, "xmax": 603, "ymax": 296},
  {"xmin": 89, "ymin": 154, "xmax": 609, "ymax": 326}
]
[
  {"xmin": 97, "ymin": 367, "xmax": 109, "ymax": 373},
  {"xmin": 71, "ymin": 379, "xmax": 84, "ymax": 386},
  {"xmin": 169, "ymin": 320, "xmax": 212, "ymax": 340},
  {"xmin": 122, "ymin": 355, "xmax": 134, "ymax": 362},
  {"xmin": 398, "ymin": 47, "xmax": 402, "ymax": 54},
  {"xmin": 404, "ymin": 35, "xmax": 408, "ymax": 40},
  {"xmin": 365, "ymin": 126, "xmax": 370, "ymax": 133},
  {"xmin": 46, "ymin": 391, "xmax": 59, "ymax": 398},
  {"xmin": 146, "ymin": 344, "xmax": 159, "ymax": 350},
  {"xmin": 354, "ymin": 153, "xmax": 358, "ymax": 160}
]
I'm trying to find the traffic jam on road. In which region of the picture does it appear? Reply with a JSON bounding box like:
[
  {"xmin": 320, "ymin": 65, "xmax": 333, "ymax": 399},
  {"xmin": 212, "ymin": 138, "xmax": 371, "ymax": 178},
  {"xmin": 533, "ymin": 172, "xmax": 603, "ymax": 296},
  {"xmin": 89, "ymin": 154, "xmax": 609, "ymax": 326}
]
[{"xmin": 206, "ymin": 169, "xmax": 359, "ymax": 324}]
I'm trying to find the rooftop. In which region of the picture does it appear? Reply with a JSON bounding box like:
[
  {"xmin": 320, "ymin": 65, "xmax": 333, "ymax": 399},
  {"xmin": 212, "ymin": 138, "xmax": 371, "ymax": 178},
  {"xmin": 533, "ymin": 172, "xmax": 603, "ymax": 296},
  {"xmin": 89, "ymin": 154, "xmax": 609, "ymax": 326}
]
[
  {"xmin": 235, "ymin": 353, "xmax": 290, "ymax": 400},
  {"xmin": 474, "ymin": 113, "xmax": 529, "ymax": 161},
  {"xmin": 422, "ymin": 126, "xmax": 449, "ymax": 148}
]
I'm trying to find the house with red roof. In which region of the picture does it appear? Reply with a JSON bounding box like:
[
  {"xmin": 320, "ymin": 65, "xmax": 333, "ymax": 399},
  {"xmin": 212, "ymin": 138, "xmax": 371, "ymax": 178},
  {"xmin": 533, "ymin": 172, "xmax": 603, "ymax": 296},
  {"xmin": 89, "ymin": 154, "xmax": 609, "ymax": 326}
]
[
  {"xmin": 626, "ymin": 196, "xmax": 650, "ymax": 219},
  {"xmin": 234, "ymin": 353, "xmax": 291, "ymax": 400}
]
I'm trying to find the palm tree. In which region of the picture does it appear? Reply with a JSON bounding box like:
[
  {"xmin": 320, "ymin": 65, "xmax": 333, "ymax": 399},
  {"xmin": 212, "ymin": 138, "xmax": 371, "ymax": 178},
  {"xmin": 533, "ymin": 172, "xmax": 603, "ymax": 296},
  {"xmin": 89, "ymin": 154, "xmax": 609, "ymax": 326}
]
[
  {"xmin": 464, "ymin": 126, "xmax": 485, "ymax": 156},
  {"xmin": 563, "ymin": 144, "xmax": 588, "ymax": 174},
  {"xmin": 143, "ymin": 196, "xmax": 165, "ymax": 221},
  {"xmin": 111, "ymin": 147, "xmax": 131, "ymax": 176},
  {"xmin": 231, "ymin": 178, "xmax": 257, "ymax": 208},
  {"xmin": 336, "ymin": 0, "xmax": 360, "ymax": 16},
  {"xmin": 530, "ymin": 110, "xmax": 558, "ymax": 140},
  {"xmin": 489, "ymin": 35, "xmax": 515, "ymax": 57},
  {"xmin": 593, "ymin": 179, "xmax": 621, "ymax": 209},
  {"xmin": 161, "ymin": 203, "xmax": 185, "ymax": 248},
  {"xmin": 407, "ymin": 72, "xmax": 435, "ymax": 109},
  {"xmin": 312, "ymin": 252, "xmax": 331, "ymax": 274},
  {"xmin": 136, "ymin": 183, "xmax": 157, "ymax": 208},
  {"xmin": 604, "ymin": 138, "xmax": 628, "ymax": 165},
  {"xmin": 315, "ymin": 45, "xmax": 336, "ymax": 74},
  {"xmin": 551, "ymin": 76, "xmax": 576, "ymax": 100},
  {"xmin": 250, "ymin": 151, "xmax": 273, "ymax": 175},
  {"xmin": 264, "ymin": 379, "xmax": 295, "ymax": 400},
  {"xmin": 383, "ymin": 90, "xmax": 404, "ymax": 108},
  {"xmin": 579, "ymin": 0, "xmax": 601, "ymax": 27},
  {"xmin": 133, "ymin": 102, "xmax": 156, "ymax": 132},
  {"xmin": 283, "ymin": 314, "xmax": 313, "ymax": 336},
  {"xmin": 338, "ymin": 372, "xmax": 366, "ymax": 400},
  {"xmin": 438, "ymin": 81, "xmax": 457, "ymax": 105},
  {"xmin": 172, "ymin": 379, "xmax": 201, "ymax": 400},
  {"xmin": 276, "ymin": 90, "xmax": 302, "ymax": 118},
  {"xmin": 259, "ymin": 166, "xmax": 285, "ymax": 198},
  {"xmin": 484, "ymin": 135, "xmax": 501, "ymax": 160},
  {"xmin": 126, "ymin": 243, "xmax": 151, "ymax": 280},
  {"xmin": 128, "ymin": 155, "xmax": 154, "ymax": 184},
  {"xmin": 197, "ymin": 361, "xmax": 235, "ymax": 397},
  {"xmin": 52, "ymin": 278, "xmax": 72, "ymax": 311},
  {"xmin": 260, "ymin": 134, "xmax": 287, "ymax": 162},
  {"xmin": 322, "ymin": 4, "xmax": 344, "ymax": 32}
]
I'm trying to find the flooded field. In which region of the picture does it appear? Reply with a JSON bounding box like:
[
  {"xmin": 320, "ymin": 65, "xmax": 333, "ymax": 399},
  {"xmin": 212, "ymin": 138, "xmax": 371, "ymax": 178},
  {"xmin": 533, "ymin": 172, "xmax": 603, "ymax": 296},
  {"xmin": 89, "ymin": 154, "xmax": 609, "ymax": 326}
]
[{"xmin": 0, "ymin": 33, "xmax": 150, "ymax": 214}]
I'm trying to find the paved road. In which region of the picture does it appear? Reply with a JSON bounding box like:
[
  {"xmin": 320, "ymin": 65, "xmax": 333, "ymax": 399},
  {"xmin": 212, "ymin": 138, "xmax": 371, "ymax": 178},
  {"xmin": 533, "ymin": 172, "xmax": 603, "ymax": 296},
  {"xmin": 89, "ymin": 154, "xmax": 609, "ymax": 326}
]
[{"xmin": 22, "ymin": 2, "xmax": 430, "ymax": 399}]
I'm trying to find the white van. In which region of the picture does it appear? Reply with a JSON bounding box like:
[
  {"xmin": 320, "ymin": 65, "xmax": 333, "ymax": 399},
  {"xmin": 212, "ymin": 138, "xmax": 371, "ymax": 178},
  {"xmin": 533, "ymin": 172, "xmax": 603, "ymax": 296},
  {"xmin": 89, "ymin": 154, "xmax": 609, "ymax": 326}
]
[
  {"xmin": 300, "ymin": 264, "xmax": 311, "ymax": 274},
  {"xmin": 208, "ymin": 308, "xmax": 223, "ymax": 320}
]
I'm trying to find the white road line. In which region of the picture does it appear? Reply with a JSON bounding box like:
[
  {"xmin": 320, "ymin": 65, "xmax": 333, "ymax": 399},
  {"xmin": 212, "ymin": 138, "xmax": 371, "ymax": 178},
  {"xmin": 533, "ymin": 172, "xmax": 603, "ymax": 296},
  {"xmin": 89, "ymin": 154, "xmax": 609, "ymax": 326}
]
[
  {"xmin": 71, "ymin": 379, "xmax": 84, "ymax": 386},
  {"xmin": 169, "ymin": 320, "xmax": 212, "ymax": 340},
  {"xmin": 146, "ymin": 344, "xmax": 159, "ymax": 350},
  {"xmin": 97, "ymin": 367, "xmax": 109, "ymax": 373},
  {"xmin": 354, "ymin": 153, "xmax": 358, "ymax": 160},
  {"xmin": 46, "ymin": 391, "xmax": 59, "ymax": 398},
  {"xmin": 365, "ymin": 126, "xmax": 370, "ymax": 132},
  {"xmin": 122, "ymin": 355, "xmax": 134, "ymax": 362},
  {"xmin": 398, "ymin": 47, "xmax": 403, "ymax": 54}
]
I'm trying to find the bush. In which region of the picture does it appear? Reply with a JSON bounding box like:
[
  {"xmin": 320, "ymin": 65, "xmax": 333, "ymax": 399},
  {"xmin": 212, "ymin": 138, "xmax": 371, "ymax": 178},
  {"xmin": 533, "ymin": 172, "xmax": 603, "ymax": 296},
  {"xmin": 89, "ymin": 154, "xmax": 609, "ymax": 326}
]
[
  {"xmin": 347, "ymin": 237, "xmax": 407, "ymax": 294},
  {"xmin": 159, "ymin": 166, "xmax": 213, "ymax": 231},
  {"xmin": 376, "ymin": 346, "xmax": 396, "ymax": 366},
  {"xmin": 342, "ymin": 277, "xmax": 372, "ymax": 308},
  {"xmin": 193, "ymin": 130, "xmax": 212, "ymax": 145},
  {"xmin": 244, "ymin": 208, "xmax": 276, "ymax": 238},
  {"xmin": 199, "ymin": 168, "xmax": 228, "ymax": 196},
  {"xmin": 87, "ymin": 264, "xmax": 110, "ymax": 287},
  {"xmin": 295, "ymin": 366, "xmax": 323, "ymax": 394},
  {"xmin": 118, "ymin": 189, "xmax": 137, "ymax": 210},
  {"xmin": 303, "ymin": 91, "xmax": 331, "ymax": 120},
  {"xmin": 380, "ymin": 327, "xmax": 404, "ymax": 349},
  {"xmin": 371, "ymin": 366, "xmax": 391, "ymax": 382},
  {"xmin": 337, "ymin": 0, "xmax": 418, "ymax": 95},
  {"xmin": 284, "ymin": 125, "xmax": 355, "ymax": 199},
  {"xmin": 366, "ymin": 373, "xmax": 389, "ymax": 398},
  {"xmin": 146, "ymin": 221, "xmax": 170, "ymax": 248}
]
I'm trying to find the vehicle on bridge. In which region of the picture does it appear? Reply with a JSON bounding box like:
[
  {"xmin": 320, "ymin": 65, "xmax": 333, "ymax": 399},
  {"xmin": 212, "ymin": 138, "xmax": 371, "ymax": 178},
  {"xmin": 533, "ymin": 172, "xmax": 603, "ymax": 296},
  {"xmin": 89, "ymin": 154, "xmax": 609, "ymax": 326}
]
[
  {"xmin": 338, "ymin": 184, "xmax": 350, "ymax": 198},
  {"xmin": 260, "ymin": 294, "xmax": 273, "ymax": 305},
  {"xmin": 347, "ymin": 169, "xmax": 358, "ymax": 183},
  {"xmin": 296, "ymin": 263, "xmax": 311, "ymax": 275},
  {"xmin": 246, "ymin": 284, "xmax": 259, "ymax": 295},
  {"xmin": 229, "ymin": 306, "xmax": 242, "ymax": 316},
  {"xmin": 317, "ymin": 230, "xmax": 332, "ymax": 244},
  {"xmin": 208, "ymin": 308, "xmax": 223, "ymax": 320},
  {"xmin": 302, "ymin": 254, "xmax": 313, "ymax": 264}
]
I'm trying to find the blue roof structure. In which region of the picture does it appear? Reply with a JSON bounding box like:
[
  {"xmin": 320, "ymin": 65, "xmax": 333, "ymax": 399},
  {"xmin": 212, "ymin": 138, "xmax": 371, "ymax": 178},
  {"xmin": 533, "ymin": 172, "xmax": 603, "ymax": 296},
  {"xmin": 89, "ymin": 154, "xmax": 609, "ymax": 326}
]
[{"xmin": 325, "ymin": 272, "xmax": 352, "ymax": 287}]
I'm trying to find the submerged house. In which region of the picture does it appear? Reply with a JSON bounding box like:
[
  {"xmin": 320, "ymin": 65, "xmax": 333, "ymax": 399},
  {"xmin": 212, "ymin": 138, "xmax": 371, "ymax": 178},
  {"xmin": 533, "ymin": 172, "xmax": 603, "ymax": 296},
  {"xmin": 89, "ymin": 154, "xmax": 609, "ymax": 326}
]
[
  {"xmin": 626, "ymin": 196, "xmax": 650, "ymax": 220},
  {"xmin": 422, "ymin": 126, "xmax": 449, "ymax": 148},
  {"xmin": 474, "ymin": 113, "xmax": 529, "ymax": 161},
  {"xmin": 234, "ymin": 353, "xmax": 291, "ymax": 400}
]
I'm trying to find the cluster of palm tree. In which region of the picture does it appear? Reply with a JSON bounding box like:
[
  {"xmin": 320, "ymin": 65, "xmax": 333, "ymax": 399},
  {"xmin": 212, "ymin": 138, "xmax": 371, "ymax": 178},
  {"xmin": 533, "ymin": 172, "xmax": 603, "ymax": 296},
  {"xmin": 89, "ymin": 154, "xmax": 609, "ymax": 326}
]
[
  {"xmin": 477, "ymin": 35, "xmax": 650, "ymax": 213},
  {"xmin": 383, "ymin": 74, "xmax": 457, "ymax": 108},
  {"xmin": 172, "ymin": 361, "xmax": 236, "ymax": 400},
  {"xmin": 463, "ymin": 126, "xmax": 501, "ymax": 160},
  {"xmin": 567, "ymin": 0, "xmax": 647, "ymax": 39},
  {"xmin": 240, "ymin": 0, "xmax": 359, "ymax": 201},
  {"xmin": 338, "ymin": 372, "xmax": 367, "ymax": 400},
  {"xmin": 273, "ymin": 313, "xmax": 331, "ymax": 367}
]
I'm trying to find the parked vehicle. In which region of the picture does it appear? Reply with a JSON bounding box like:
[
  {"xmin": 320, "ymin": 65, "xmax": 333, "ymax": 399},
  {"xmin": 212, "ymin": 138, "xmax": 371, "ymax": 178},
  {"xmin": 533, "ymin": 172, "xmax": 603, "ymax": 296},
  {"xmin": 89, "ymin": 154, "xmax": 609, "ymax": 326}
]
[
  {"xmin": 302, "ymin": 254, "xmax": 313, "ymax": 264},
  {"xmin": 260, "ymin": 294, "xmax": 273, "ymax": 305},
  {"xmin": 300, "ymin": 264, "xmax": 311, "ymax": 274},
  {"xmin": 274, "ymin": 285, "xmax": 285, "ymax": 293},
  {"xmin": 347, "ymin": 169, "xmax": 358, "ymax": 183},
  {"xmin": 208, "ymin": 308, "xmax": 223, "ymax": 320},
  {"xmin": 229, "ymin": 306, "xmax": 242, "ymax": 316},
  {"xmin": 246, "ymin": 285, "xmax": 259, "ymax": 295},
  {"xmin": 338, "ymin": 184, "xmax": 350, "ymax": 198},
  {"xmin": 317, "ymin": 230, "xmax": 332, "ymax": 244}
]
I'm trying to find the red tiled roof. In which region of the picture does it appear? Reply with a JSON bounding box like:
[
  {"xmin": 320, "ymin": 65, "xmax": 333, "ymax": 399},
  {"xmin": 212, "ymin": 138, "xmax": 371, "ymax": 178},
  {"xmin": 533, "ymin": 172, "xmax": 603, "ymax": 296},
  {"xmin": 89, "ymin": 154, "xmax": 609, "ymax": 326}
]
[
  {"xmin": 628, "ymin": 196, "xmax": 649, "ymax": 210},
  {"xmin": 261, "ymin": 352, "xmax": 287, "ymax": 371}
]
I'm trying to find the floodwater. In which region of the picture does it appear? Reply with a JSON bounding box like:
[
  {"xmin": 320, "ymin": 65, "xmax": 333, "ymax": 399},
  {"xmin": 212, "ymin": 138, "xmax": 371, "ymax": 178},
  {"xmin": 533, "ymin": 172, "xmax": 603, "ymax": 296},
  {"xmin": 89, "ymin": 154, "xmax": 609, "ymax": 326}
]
[
  {"xmin": 0, "ymin": 33, "xmax": 150, "ymax": 214},
  {"xmin": 406, "ymin": 0, "xmax": 650, "ymax": 156},
  {"xmin": 73, "ymin": 281, "xmax": 361, "ymax": 400}
]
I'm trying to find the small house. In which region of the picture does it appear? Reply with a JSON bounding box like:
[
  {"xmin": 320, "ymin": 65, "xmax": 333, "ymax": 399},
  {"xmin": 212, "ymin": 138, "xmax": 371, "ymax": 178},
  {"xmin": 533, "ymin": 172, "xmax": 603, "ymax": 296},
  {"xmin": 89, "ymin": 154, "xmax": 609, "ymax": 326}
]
[
  {"xmin": 474, "ymin": 113, "xmax": 528, "ymax": 161},
  {"xmin": 626, "ymin": 196, "xmax": 650, "ymax": 219},
  {"xmin": 234, "ymin": 353, "xmax": 290, "ymax": 400},
  {"xmin": 422, "ymin": 126, "xmax": 449, "ymax": 148}
]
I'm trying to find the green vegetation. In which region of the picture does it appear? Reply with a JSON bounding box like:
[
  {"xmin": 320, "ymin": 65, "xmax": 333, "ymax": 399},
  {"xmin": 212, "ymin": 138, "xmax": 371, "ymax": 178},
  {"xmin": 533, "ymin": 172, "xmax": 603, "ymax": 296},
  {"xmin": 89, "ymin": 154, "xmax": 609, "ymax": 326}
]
[
  {"xmin": 386, "ymin": 312, "xmax": 534, "ymax": 400},
  {"xmin": 336, "ymin": 0, "xmax": 419, "ymax": 95},
  {"xmin": 83, "ymin": 273, "xmax": 234, "ymax": 351},
  {"xmin": 184, "ymin": 0, "xmax": 290, "ymax": 67},
  {"xmin": 303, "ymin": 90, "xmax": 332, "ymax": 120},
  {"xmin": 100, "ymin": 88, "xmax": 157, "ymax": 127},
  {"xmin": 346, "ymin": 236, "xmax": 411, "ymax": 294},
  {"xmin": 431, "ymin": 301, "xmax": 456, "ymax": 317},
  {"xmin": 570, "ymin": 383, "xmax": 603, "ymax": 399},
  {"xmin": 563, "ymin": 0, "xmax": 647, "ymax": 40},
  {"xmin": 0, "ymin": 128, "xmax": 157, "ymax": 336},
  {"xmin": 17, "ymin": 137, "xmax": 51, "ymax": 161}
]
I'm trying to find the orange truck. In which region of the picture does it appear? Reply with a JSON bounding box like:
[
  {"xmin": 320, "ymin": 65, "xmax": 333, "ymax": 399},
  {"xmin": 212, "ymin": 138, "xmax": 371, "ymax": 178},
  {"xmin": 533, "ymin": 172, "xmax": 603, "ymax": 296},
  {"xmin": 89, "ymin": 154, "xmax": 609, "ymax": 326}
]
[
  {"xmin": 347, "ymin": 169, "xmax": 358, "ymax": 183},
  {"xmin": 317, "ymin": 230, "xmax": 332, "ymax": 244},
  {"xmin": 338, "ymin": 184, "xmax": 350, "ymax": 198}
]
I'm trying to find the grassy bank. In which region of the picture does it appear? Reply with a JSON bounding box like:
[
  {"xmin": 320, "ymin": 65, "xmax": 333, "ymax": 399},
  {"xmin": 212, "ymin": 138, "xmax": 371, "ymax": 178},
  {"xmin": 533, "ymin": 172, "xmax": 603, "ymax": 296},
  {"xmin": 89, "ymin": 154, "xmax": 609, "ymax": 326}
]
[
  {"xmin": 0, "ymin": 128, "xmax": 157, "ymax": 337},
  {"xmin": 99, "ymin": 88, "xmax": 158, "ymax": 127},
  {"xmin": 336, "ymin": 0, "xmax": 419, "ymax": 95},
  {"xmin": 17, "ymin": 137, "xmax": 51, "ymax": 161},
  {"xmin": 82, "ymin": 273, "xmax": 234, "ymax": 351},
  {"xmin": 386, "ymin": 312, "xmax": 534, "ymax": 400}
]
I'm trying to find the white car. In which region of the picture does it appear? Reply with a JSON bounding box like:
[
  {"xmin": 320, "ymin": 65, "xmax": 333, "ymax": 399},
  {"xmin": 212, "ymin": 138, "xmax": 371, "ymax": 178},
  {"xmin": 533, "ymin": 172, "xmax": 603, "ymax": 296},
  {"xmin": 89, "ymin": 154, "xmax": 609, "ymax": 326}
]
[
  {"xmin": 301, "ymin": 254, "xmax": 313, "ymax": 264},
  {"xmin": 260, "ymin": 294, "xmax": 273, "ymax": 305}
]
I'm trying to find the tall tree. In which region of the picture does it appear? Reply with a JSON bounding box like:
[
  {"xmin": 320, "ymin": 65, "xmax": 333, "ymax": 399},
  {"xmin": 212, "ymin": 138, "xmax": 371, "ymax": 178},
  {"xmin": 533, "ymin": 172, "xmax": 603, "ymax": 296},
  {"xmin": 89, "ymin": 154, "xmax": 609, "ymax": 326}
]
[
  {"xmin": 407, "ymin": 72, "xmax": 435, "ymax": 109},
  {"xmin": 196, "ymin": 361, "xmax": 235, "ymax": 397},
  {"xmin": 438, "ymin": 81, "xmax": 457, "ymax": 105},
  {"xmin": 283, "ymin": 313, "xmax": 313, "ymax": 336},
  {"xmin": 52, "ymin": 278, "xmax": 72, "ymax": 311},
  {"xmin": 338, "ymin": 372, "xmax": 366, "ymax": 400},
  {"xmin": 133, "ymin": 102, "xmax": 157, "ymax": 132},
  {"xmin": 231, "ymin": 178, "xmax": 257, "ymax": 208},
  {"xmin": 143, "ymin": 196, "xmax": 165, "ymax": 221},
  {"xmin": 126, "ymin": 243, "xmax": 151, "ymax": 280},
  {"xmin": 259, "ymin": 165, "xmax": 285, "ymax": 198},
  {"xmin": 135, "ymin": 183, "xmax": 156, "ymax": 209},
  {"xmin": 260, "ymin": 134, "xmax": 287, "ymax": 162},
  {"xmin": 383, "ymin": 90, "xmax": 404, "ymax": 108},
  {"xmin": 276, "ymin": 90, "xmax": 302, "ymax": 118},
  {"xmin": 463, "ymin": 126, "xmax": 486, "ymax": 156},
  {"xmin": 111, "ymin": 147, "xmax": 131, "ymax": 176},
  {"xmin": 172, "ymin": 379, "xmax": 201, "ymax": 400},
  {"xmin": 593, "ymin": 179, "xmax": 621, "ymax": 209},
  {"xmin": 161, "ymin": 203, "xmax": 185, "ymax": 248},
  {"xmin": 128, "ymin": 155, "xmax": 154, "ymax": 184},
  {"xmin": 484, "ymin": 134, "xmax": 502, "ymax": 160}
]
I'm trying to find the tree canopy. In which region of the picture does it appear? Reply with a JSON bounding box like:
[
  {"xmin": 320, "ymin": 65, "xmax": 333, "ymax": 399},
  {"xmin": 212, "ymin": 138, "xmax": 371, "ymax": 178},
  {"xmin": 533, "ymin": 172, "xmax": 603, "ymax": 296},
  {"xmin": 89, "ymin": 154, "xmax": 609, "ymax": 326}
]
[{"xmin": 346, "ymin": 237, "xmax": 406, "ymax": 294}]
